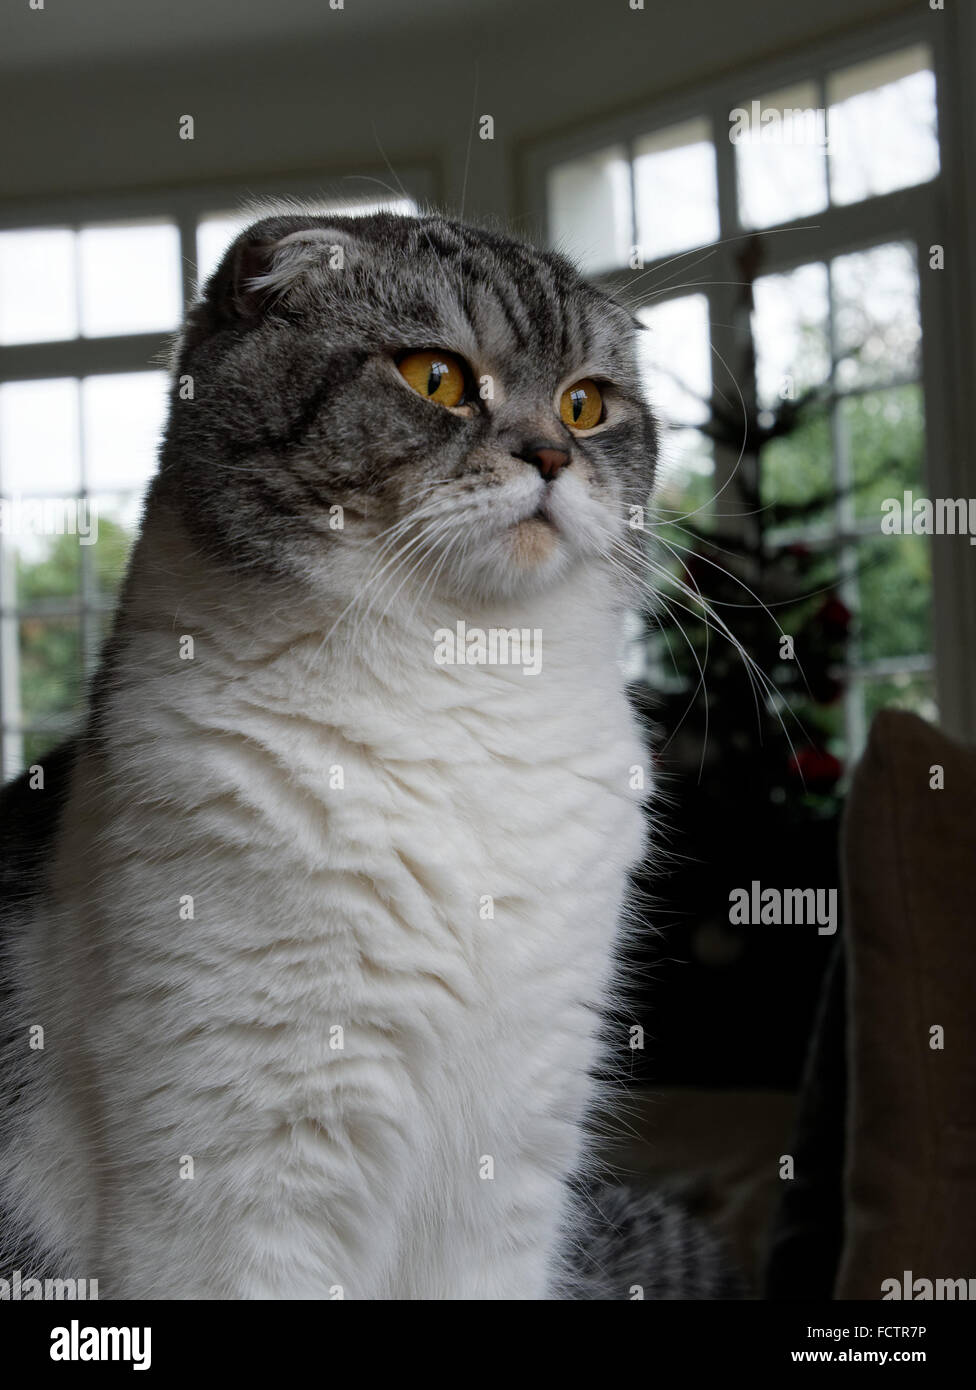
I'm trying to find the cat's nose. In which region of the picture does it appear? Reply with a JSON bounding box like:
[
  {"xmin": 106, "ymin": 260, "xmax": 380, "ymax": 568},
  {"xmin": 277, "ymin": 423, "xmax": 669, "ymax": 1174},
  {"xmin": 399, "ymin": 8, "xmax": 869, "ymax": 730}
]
[{"xmin": 517, "ymin": 442, "xmax": 570, "ymax": 480}]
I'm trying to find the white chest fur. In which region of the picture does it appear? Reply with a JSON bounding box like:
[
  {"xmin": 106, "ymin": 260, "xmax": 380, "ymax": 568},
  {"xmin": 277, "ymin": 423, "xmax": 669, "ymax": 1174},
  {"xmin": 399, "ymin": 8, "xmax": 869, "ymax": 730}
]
[{"xmin": 20, "ymin": 533, "xmax": 648, "ymax": 1299}]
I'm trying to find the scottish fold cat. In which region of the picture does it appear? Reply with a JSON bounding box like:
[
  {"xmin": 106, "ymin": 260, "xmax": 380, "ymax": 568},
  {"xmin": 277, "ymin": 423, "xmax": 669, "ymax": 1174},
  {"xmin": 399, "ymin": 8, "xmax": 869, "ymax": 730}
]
[{"xmin": 0, "ymin": 212, "xmax": 733, "ymax": 1299}]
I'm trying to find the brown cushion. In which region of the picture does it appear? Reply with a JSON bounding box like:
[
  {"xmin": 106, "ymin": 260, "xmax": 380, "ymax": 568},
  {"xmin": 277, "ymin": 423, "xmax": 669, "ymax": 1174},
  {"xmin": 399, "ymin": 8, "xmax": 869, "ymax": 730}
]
[{"xmin": 835, "ymin": 709, "xmax": 976, "ymax": 1298}]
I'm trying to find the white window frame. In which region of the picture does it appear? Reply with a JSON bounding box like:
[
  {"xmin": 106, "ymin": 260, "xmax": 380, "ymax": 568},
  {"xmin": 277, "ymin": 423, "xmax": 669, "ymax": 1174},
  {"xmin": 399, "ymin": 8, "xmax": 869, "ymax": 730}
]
[
  {"xmin": 522, "ymin": 8, "xmax": 976, "ymax": 746},
  {"xmin": 0, "ymin": 167, "xmax": 434, "ymax": 781}
]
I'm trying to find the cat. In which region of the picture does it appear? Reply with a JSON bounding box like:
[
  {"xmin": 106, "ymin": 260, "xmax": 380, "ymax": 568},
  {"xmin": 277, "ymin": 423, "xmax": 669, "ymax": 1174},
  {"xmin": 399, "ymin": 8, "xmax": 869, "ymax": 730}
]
[{"xmin": 0, "ymin": 211, "xmax": 733, "ymax": 1299}]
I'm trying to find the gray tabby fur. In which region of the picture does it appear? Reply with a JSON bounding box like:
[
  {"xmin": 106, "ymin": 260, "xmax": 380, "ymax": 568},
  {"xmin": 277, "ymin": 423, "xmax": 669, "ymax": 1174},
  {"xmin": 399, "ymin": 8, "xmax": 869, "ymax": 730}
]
[{"xmin": 1, "ymin": 211, "xmax": 739, "ymax": 1299}]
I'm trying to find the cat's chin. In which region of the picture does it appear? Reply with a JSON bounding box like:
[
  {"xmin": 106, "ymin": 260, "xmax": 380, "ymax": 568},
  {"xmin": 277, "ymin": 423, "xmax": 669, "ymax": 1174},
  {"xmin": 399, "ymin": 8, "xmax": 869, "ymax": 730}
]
[
  {"xmin": 510, "ymin": 513, "xmax": 560, "ymax": 568},
  {"xmin": 434, "ymin": 530, "xmax": 580, "ymax": 604}
]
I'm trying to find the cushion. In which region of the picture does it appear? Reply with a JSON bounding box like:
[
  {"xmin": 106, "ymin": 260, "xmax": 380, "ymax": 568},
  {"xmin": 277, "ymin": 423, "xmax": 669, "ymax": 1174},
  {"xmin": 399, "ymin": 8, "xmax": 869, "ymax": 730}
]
[{"xmin": 835, "ymin": 709, "xmax": 976, "ymax": 1298}]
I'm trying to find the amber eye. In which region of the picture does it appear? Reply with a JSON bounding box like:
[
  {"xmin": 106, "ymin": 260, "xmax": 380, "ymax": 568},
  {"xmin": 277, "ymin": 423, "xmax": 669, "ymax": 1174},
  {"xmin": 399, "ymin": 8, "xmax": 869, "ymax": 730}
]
[
  {"xmin": 559, "ymin": 378, "xmax": 603, "ymax": 431},
  {"xmin": 397, "ymin": 350, "xmax": 467, "ymax": 408}
]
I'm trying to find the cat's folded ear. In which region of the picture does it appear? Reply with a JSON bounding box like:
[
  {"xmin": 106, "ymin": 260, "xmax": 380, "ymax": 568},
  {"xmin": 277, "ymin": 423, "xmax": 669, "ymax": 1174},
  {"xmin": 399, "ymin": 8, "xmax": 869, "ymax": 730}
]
[
  {"xmin": 225, "ymin": 225, "xmax": 356, "ymax": 317},
  {"xmin": 183, "ymin": 219, "xmax": 356, "ymax": 348}
]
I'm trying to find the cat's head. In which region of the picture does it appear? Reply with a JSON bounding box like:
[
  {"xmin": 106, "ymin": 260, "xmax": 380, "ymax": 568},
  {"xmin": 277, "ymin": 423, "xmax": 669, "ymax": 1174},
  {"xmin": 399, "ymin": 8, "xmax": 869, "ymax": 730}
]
[{"xmin": 161, "ymin": 211, "xmax": 656, "ymax": 606}]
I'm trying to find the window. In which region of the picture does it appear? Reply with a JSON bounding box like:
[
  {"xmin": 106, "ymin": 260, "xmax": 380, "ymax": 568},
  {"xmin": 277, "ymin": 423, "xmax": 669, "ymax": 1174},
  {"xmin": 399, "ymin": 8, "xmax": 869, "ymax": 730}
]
[
  {"xmin": 754, "ymin": 242, "xmax": 932, "ymax": 751},
  {"xmin": 732, "ymin": 47, "xmax": 939, "ymax": 230},
  {"xmin": 636, "ymin": 292, "xmax": 714, "ymax": 518},
  {"xmin": 633, "ymin": 119, "xmax": 719, "ymax": 262},
  {"xmin": 547, "ymin": 145, "xmax": 632, "ymax": 275},
  {"xmin": 735, "ymin": 82, "xmax": 828, "ymax": 229},
  {"xmin": 0, "ymin": 190, "xmax": 418, "ymax": 782},
  {"xmin": 535, "ymin": 36, "xmax": 946, "ymax": 760},
  {"xmin": 826, "ymin": 46, "xmax": 939, "ymax": 206},
  {"xmin": 547, "ymin": 119, "xmax": 720, "ymax": 274}
]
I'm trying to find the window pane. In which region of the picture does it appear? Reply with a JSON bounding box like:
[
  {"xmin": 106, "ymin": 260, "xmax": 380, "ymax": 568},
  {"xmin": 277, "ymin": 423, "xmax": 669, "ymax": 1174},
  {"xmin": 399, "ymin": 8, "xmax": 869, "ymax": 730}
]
[
  {"xmin": 82, "ymin": 371, "xmax": 168, "ymax": 492},
  {"xmin": 0, "ymin": 378, "xmax": 81, "ymax": 494},
  {"xmin": 637, "ymin": 293, "xmax": 711, "ymax": 427},
  {"xmin": 547, "ymin": 145, "xmax": 632, "ymax": 274},
  {"xmin": 753, "ymin": 262, "xmax": 830, "ymax": 410},
  {"xmin": 841, "ymin": 384, "xmax": 924, "ymax": 522},
  {"xmin": 831, "ymin": 242, "xmax": 920, "ymax": 392},
  {"xmin": 861, "ymin": 670, "xmax": 937, "ymax": 727},
  {"xmin": 19, "ymin": 615, "xmax": 83, "ymax": 720},
  {"xmin": 761, "ymin": 410, "xmax": 833, "ymax": 525},
  {"xmin": 14, "ymin": 530, "xmax": 81, "ymax": 604},
  {"xmin": 734, "ymin": 83, "xmax": 829, "ymax": 230},
  {"xmin": 634, "ymin": 118, "xmax": 719, "ymax": 260},
  {"xmin": 0, "ymin": 228, "xmax": 77, "ymax": 344},
  {"xmin": 855, "ymin": 533, "xmax": 931, "ymax": 663},
  {"xmin": 196, "ymin": 212, "xmax": 252, "ymax": 286},
  {"xmin": 656, "ymin": 429, "xmax": 715, "ymax": 519},
  {"xmin": 827, "ymin": 46, "xmax": 939, "ymax": 206},
  {"xmin": 637, "ymin": 294, "xmax": 713, "ymax": 515},
  {"xmin": 78, "ymin": 221, "xmax": 182, "ymax": 336}
]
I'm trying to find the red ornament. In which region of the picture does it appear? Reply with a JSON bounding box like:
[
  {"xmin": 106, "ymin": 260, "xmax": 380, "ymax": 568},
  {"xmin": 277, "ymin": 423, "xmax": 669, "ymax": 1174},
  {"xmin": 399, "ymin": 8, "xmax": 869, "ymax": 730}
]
[
  {"xmin": 815, "ymin": 596, "xmax": 852, "ymax": 638},
  {"xmin": 788, "ymin": 746, "xmax": 843, "ymax": 789}
]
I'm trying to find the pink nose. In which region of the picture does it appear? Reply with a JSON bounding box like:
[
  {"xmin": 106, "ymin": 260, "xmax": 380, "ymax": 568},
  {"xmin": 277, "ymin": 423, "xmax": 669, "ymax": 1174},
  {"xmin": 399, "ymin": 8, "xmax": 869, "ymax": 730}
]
[{"xmin": 526, "ymin": 445, "xmax": 570, "ymax": 480}]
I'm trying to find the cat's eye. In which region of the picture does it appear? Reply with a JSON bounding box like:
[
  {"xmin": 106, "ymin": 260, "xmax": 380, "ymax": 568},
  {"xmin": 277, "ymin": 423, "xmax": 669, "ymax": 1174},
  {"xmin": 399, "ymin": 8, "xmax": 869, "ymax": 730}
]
[
  {"xmin": 559, "ymin": 378, "xmax": 604, "ymax": 431},
  {"xmin": 398, "ymin": 350, "xmax": 467, "ymax": 408}
]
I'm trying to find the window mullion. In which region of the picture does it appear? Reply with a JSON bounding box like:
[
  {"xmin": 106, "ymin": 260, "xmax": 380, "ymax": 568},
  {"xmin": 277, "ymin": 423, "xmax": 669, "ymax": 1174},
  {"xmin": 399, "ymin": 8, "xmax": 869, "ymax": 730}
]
[
  {"xmin": 177, "ymin": 210, "xmax": 199, "ymax": 312},
  {"xmin": 819, "ymin": 72, "xmax": 833, "ymax": 209},
  {"xmin": 712, "ymin": 86, "xmax": 740, "ymax": 241},
  {"xmin": 826, "ymin": 261, "xmax": 866, "ymax": 754},
  {"xmin": 0, "ymin": 332, "xmax": 175, "ymax": 384},
  {"xmin": 710, "ymin": 86, "xmax": 760, "ymax": 552}
]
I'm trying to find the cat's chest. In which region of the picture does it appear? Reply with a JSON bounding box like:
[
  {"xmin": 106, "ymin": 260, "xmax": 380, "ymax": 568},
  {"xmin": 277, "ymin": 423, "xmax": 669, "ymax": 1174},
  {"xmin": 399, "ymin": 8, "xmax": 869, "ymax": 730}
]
[
  {"xmin": 67, "ymin": 654, "xmax": 647, "ymax": 1296},
  {"xmin": 99, "ymin": 651, "xmax": 647, "ymax": 1016},
  {"xmin": 230, "ymin": 681, "xmax": 643, "ymax": 922}
]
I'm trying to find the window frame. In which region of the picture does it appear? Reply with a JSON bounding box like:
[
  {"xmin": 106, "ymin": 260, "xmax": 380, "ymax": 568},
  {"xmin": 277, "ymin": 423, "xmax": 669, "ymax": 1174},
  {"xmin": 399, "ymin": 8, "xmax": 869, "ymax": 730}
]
[{"xmin": 522, "ymin": 8, "xmax": 976, "ymax": 747}]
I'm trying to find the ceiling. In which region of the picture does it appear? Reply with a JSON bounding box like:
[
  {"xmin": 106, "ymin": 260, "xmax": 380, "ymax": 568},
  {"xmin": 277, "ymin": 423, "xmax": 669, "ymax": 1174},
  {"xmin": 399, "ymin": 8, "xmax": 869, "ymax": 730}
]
[{"xmin": 3, "ymin": 0, "xmax": 511, "ymax": 70}]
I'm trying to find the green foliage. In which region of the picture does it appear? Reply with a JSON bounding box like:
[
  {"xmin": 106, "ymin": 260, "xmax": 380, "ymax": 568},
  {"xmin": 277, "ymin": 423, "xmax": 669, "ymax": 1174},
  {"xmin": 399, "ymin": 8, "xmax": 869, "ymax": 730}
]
[
  {"xmin": 19, "ymin": 617, "xmax": 82, "ymax": 719},
  {"xmin": 844, "ymin": 385, "xmax": 925, "ymax": 521},
  {"xmin": 855, "ymin": 532, "xmax": 932, "ymax": 664},
  {"xmin": 16, "ymin": 536, "xmax": 80, "ymax": 603},
  {"xmin": 760, "ymin": 409, "xmax": 833, "ymax": 523},
  {"xmin": 15, "ymin": 515, "xmax": 133, "ymax": 754}
]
